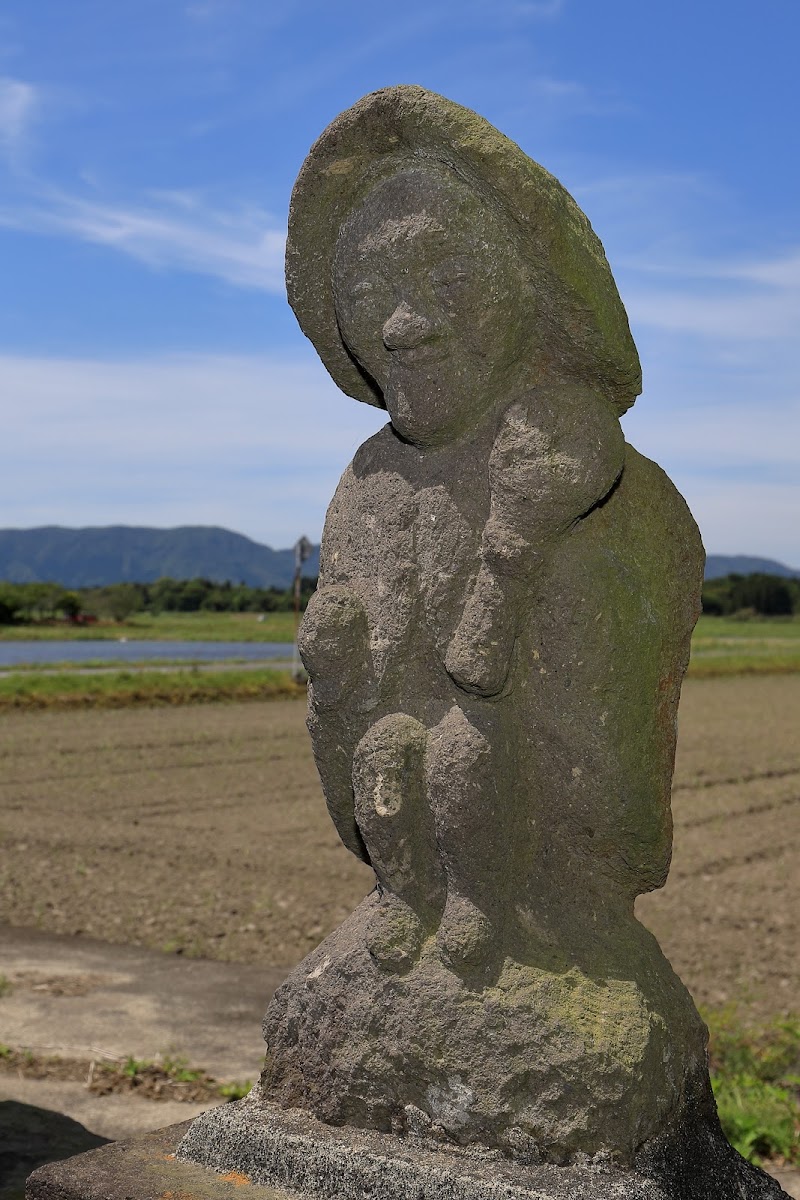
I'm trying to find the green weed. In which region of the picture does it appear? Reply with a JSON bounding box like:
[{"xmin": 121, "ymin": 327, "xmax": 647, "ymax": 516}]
[
  {"xmin": 97, "ymin": 1052, "xmax": 251, "ymax": 1103},
  {"xmin": 218, "ymin": 1080, "xmax": 252, "ymax": 1101},
  {"xmin": 706, "ymin": 1008, "xmax": 800, "ymax": 1165},
  {"xmin": 121, "ymin": 1055, "xmax": 149, "ymax": 1079},
  {"xmin": 160, "ymin": 1055, "xmax": 206, "ymax": 1083},
  {"xmin": 712, "ymin": 1074, "xmax": 799, "ymax": 1164}
]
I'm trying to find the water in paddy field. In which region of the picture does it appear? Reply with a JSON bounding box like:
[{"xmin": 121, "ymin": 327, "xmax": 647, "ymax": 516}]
[{"xmin": 0, "ymin": 641, "xmax": 292, "ymax": 667}]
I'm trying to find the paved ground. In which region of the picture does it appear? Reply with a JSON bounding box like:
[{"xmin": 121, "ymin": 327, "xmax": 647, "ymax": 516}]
[
  {"xmin": 0, "ymin": 920, "xmax": 286, "ymax": 1195},
  {"xmin": 0, "ymin": 924, "xmax": 284, "ymax": 1084}
]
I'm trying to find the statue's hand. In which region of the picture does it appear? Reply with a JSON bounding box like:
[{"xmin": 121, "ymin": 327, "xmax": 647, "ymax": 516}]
[
  {"xmin": 446, "ymin": 391, "xmax": 625, "ymax": 697},
  {"xmin": 300, "ymin": 585, "xmax": 377, "ymax": 864},
  {"xmin": 488, "ymin": 393, "xmax": 625, "ymax": 543},
  {"xmin": 298, "ymin": 584, "xmax": 374, "ymax": 708},
  {"xmin": 445, "ymin": 562, "xmax": 516, "ymax": 697}
]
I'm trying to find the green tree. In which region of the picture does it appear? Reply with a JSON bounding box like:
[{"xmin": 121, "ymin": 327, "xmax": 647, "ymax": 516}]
[
  {"xmin": 59, "ymin": 591, "xmax": 83, "ymax": 620},
  {"xmin": 0, "ymin": 584, "xmax": 24, "ymax": 624},
  {"xmin": 107, "ymin": 584, "xmax": 144, "ymax": 622}
]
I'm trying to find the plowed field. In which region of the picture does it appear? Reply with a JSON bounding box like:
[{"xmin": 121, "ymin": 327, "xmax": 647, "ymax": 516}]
[{"xmin": 1, "ymin": 676, "xmax": 797, "ymax": 1018}]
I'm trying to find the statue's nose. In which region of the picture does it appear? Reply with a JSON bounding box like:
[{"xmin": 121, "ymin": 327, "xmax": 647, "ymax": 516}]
[{"xmin": 382, "ymin": 302, "xmax": 434, "ymax": 351}]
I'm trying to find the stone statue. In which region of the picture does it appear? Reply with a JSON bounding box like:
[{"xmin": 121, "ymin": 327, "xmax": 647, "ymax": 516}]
[{"xmin": 178, "ymin": 87, "xmax": 788, "ymax": 1199}]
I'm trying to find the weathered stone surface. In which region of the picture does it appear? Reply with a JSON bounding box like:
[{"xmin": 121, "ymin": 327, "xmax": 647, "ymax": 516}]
[
  {"xmin": 263, "ymin": 83, "xmax": 707, "ymax": 1160},
  {"xmin": 178, "ymin": 83, "xmax": 782, "ymax": 1195},
  {"xmin": 21, "ymin": 1109, "xmax": 792, "ymax": 1200},
  {"xmin": 21, "ymin": 1106, "xmax": 791, "ymax": 1200},
  {"xmin": 177, "ymin": 1094, "xmax": 790, "ymax": 1200}
]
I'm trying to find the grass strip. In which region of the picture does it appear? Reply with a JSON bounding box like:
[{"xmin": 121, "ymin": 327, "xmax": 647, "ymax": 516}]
[
  {"xmin": 688, "ymin": 655, "xmax": 800, "ymax": 678},
  {"xmin": 0, "ymin": 611, "xmax": 297, "ymax": 643},
  {"xmin": 0, "ymin": 667, "xmax": 304, "ymax": 711},
  {"xmin": 705, "ymin": 1008, "xmax": 800, "ymax": 1166},
  {"xmin": 2, "ymin": 657, "xmax": 798, "ymax": 710},
  {"xmin": 694, "ymin": 616, "xmax": 800, "ymax": 641},
  {"xmin": 0, "ymin": 656, "xmax": 288, "ymax": 672},
  {"xmin": 0, "ymin": 1044, "xmax": 251, "ymax": 1104}
]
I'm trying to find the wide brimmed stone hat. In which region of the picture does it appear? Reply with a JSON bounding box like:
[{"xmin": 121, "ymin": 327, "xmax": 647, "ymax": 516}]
[{"xmin": 286, "ymin": 85, "xmax": 641, "ymax": 415}]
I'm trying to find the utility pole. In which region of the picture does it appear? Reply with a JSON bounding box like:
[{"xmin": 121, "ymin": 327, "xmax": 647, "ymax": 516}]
[{"xmin": 291, "ymin": 535, "xmax": 313, "ymax": 681}]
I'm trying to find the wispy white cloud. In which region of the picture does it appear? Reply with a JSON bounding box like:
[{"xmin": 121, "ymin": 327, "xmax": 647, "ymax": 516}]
[
  {"xmin": 0, "ymin": 351, "xmax": 385, "ymax": 545},
  {"xmin": 515, "ymin": 0, "xmax": 567, "ymax": 15},
  {"xmin": 736, "ymin": 250, "xmax": 800, "ymax": 289},
  {"xmin": 0, "ymin": 186, "xmax": 286, "ymax": 292},
  {"xmin": 524, "ymin": 75, "xmax": 629, "ymax": 117},
  {"xmin": 562, "ymin": 165, "xmax": 799, "ymax": 565},
  {"xmin": 616, "ymin": 240, "xmax": 800, "ymax": 565},
  {"xmin": 0, "ymin": 74, "xmax": 286, "ymax": 293},
  {"xmin": 627, "ymin": 286, "xmax": 799, "ymax": 342},
  {"xmin": 619, "ymin": 245, "xmax": 800, "ymax": 342},
  {"xmin": 0, "ymin": 75, "xmax": 38, "ymax": 153},
  {"xmin": 665, "ymin": 481, "xmax": 800, "ymax": 567},
  {"xmin": 619, "ymin": 245, "xmax": 800, "ymax": 289},
  {"xmin": 570, "ymin": 169, "xmax": 800, "ymax": 346},
  {"xmin": 1, "ymin": 347, "xmax": 797, "ymax": 563},
  {"xmin": 572, "ymin": 169, "xmax": 723, "ymax": 258},
  {"xmin": 623, "ymin": 393, "xmax": 800, "ymax": 475},
  {"xmin": 466, "ymin": 0, "xmax": 567, "ymax": 18},
  {"xmin": 623, "ymin": 387, "xmax": 800, "ymax": 565}
]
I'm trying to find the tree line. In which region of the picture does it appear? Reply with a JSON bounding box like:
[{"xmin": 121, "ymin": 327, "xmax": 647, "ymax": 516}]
[
  {"xmin": 702, "ymin": 572, "xmax": 800, "ymax": 617},
  {"xmin": 0, "ymin": 576, "xmax": 318, "ymax": 624},
  {"xmin": 2, "ymin": 571, "xmax": 798, "ymax": 625}
]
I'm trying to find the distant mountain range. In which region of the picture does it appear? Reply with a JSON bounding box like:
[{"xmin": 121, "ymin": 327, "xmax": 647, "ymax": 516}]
[
  {"xmin": 0, "ymin": 527, "xmax": 796, "ymax": 588},
  {"xmin": 704, "ymin": 554, "xmax": 799, "ymax": 580},
  {"xmin": 0, "ymin": 526, "xmax": 320, "ymax": 589}
]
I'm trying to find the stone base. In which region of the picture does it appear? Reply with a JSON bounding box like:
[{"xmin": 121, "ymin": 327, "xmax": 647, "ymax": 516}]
[
  {"xmin": 174, "ymin": 1093, "xmax": 790, "ymax": 1200},
  {"xmin": 24, "ymin": 1121, "xmax": 294, "ymax": 1200},
  {"xmin": 23, "ymin": 1102, "xmax": 791, "ymax": 1200}
]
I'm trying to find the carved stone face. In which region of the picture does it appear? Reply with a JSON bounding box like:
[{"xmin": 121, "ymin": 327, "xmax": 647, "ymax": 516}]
[{"xmin": 333, "ymin": 168, "xmax": 528, "ymax": 447}]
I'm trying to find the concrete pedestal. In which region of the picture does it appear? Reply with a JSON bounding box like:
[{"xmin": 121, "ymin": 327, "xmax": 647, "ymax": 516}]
[
  {"xmin": 26, "ymin": 1098, "xmax": 790, "ymax": 1200},
  {"xmin": 24, "ymin": 1121, "xmax": 293, "ymax": 1200}
]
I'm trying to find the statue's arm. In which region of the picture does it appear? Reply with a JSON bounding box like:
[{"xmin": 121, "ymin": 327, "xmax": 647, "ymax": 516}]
[
  {"xmin": 446, "ymin": 389, "xmax": 624, "ymax": 697},
  {"xmin": 298, "ymin": 582, "xmax": 377, "ymax": 863}
]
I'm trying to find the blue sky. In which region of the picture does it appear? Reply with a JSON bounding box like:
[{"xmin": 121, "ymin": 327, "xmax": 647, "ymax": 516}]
[{"xmin": 1, "ymin": 1, "xmax": 798, "ymax": 563}]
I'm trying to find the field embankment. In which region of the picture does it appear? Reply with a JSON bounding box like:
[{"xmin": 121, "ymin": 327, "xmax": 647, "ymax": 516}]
[
  {"xmin": 0, "ymin": 614, "xmax": 798, "ymax": 713},
  {"xmin": 0, "ymin": 667, "xmax": 303, "ymax": 711},
  {"xmin": 0, "ymin": 610, "xmax": 297, "ymax": 643},
  {"xmin": 689, "ymin": 614, "xmax": 800, "ymax": 677}
]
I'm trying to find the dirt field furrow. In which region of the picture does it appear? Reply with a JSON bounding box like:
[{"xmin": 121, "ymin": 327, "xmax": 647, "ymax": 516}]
[
  {"xmin": 677, "ymin": 792, "xmax": 799, "ymax": 830},
  {"xmin": 674, "ymin": 765, "xmax": 800, "ymax": 792},
  {"xmin": 672, "ymin": 841, "xmax": 795, "ymax": 880},
  {"xmin": 669, "ymin": 791, "xmax": 797, "ymax": 872},
  {"xmin": 1, "ymin": 677, "xmax": 798, "ymax": 1017},
  {"xmin": 672, "ymin": 773, "xmax": 799, "ymax": 825},
  {"xmin": 1, "ymin": 753, "xmax": 288, "ymax": 788}
]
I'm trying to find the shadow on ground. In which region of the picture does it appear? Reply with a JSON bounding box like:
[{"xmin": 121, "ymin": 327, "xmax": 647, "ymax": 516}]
[{"xmin": 0, "ymin": 1100, "xmax": 110, "ymax": 1200}]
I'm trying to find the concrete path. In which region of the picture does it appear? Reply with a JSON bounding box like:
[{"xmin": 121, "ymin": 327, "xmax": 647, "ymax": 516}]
[
  {"xmin": 0, "ymin": 923, "xmax": 287, "ymax": 1153},
  {"xmin": 0, "ymin": 924, "xmax": 287, "ymax": 1082}
]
